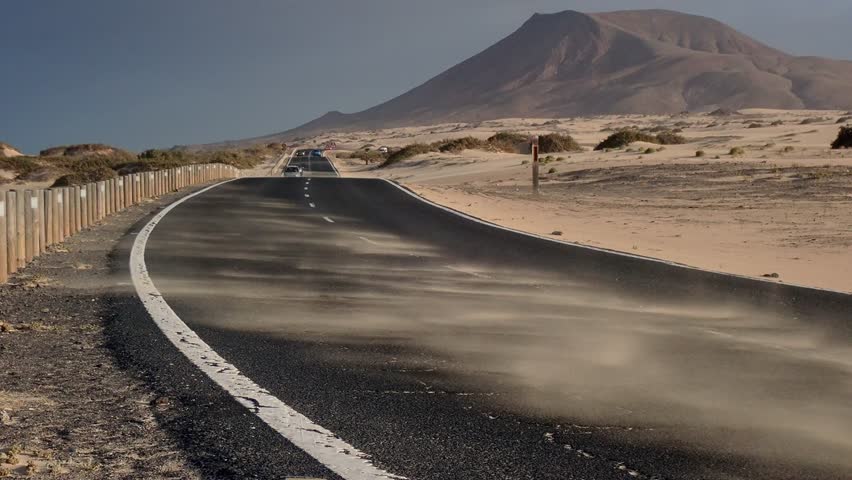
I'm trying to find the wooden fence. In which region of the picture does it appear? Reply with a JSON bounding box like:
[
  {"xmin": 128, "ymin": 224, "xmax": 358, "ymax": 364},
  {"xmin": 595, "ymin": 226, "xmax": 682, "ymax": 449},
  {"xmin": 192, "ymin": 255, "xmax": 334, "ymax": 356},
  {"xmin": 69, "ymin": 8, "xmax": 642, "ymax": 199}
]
[{"xmin": 0, "ymin": 163, "xmax": 239, "ymax": 283}]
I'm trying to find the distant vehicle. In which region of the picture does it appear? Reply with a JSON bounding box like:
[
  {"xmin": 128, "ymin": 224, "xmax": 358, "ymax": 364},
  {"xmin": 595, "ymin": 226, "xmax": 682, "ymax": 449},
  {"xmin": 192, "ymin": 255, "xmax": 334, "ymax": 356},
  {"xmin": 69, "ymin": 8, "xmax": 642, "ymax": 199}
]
[
  {"xmin": 295, "ymin": 149, "xmax": 310, "ymax": 157},
  {"xmin": 283, "ymin": 165, "xmax": 303, "ymax": 177},
  {"xmin": 378, "ymin": 146, "xmax": 389, "ymax": 153},
  {"xmin": 310, "ymin": 149, "xmax": 323, "ymax": 157}
]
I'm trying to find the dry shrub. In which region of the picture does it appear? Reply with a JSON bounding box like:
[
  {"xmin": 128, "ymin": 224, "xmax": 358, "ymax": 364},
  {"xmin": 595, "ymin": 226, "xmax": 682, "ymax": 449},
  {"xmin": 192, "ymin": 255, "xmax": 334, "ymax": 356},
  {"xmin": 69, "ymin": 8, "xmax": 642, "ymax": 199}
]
[
  {"xmin": 538, "ymin": 134, "xmax": 583, "ymax": 153},
  {"xmin": 381, "ymin": 143, "xmax": 434, "ymax": 167},
  {"xmin": 595, "ymin": 129, "xmax": 685, "ymax": 150},
  {"xmin": 487, "ymin": 132, "xmax": 528, "ymax": 153},
  {"xmin": 436, "ymin": 137, "xmax": 488, "ymax": 153},
  {"xmin": 831, "ymin": 127, "xmax": 852, "ymax": 149}
]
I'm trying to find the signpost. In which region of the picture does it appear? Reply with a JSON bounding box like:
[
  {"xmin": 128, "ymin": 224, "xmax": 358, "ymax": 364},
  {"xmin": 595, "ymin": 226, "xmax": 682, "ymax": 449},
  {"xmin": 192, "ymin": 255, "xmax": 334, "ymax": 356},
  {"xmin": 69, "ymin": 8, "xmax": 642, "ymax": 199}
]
[{"xmin": 531, "ymin": 135, "xmax": 540, "ymax": 194}]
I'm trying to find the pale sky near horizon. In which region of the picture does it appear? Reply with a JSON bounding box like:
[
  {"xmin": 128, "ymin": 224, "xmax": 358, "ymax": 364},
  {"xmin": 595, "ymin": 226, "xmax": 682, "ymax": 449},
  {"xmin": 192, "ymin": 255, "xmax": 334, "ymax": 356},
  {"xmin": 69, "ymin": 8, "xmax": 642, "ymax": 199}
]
[{"xmin": 4, "ymin": 0, "xmax": 852, "ymax": 153}]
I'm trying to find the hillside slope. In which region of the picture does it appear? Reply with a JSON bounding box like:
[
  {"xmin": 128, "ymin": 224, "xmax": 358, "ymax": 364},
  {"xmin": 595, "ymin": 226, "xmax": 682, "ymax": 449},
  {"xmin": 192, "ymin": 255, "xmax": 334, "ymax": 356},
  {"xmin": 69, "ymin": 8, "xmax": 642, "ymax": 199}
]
[{"xmin": 230, "ymin": 9, "xmax": 852, "ymax": 145}]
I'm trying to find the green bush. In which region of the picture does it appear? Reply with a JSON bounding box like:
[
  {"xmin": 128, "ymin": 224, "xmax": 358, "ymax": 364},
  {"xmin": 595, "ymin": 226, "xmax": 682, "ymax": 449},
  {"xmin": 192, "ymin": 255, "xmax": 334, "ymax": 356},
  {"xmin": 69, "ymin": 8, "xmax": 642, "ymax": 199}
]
[
  {"xmin": 831, "ymin": 127, "xmax": 852, "ymax": 149},
  {"xmin": 695, "ymin": 150, "xmax": 706, "ymax": 157},
  {"xmin": 539, "ymin": 133, "xmax": 583, "ymax": 153}
]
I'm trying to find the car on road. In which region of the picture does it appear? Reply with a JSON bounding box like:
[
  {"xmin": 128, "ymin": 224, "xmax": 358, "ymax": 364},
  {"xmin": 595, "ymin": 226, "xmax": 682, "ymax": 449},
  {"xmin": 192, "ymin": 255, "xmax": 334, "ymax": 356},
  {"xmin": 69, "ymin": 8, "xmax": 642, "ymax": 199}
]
[
  {"xmin": 283, "ymin": 165, "xmax": 303, "ymax": 177},
  {"xmin": 310, "ymin": 149, "xmax": 323, "ymax": 157}
]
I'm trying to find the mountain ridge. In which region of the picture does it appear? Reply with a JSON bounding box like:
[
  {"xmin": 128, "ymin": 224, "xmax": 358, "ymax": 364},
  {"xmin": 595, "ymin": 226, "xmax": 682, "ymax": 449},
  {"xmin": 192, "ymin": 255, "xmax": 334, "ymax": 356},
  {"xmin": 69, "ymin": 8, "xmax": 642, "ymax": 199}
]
[{"xmin": 214, "ymin": 9, "xmax": 852, "ymax": 147}]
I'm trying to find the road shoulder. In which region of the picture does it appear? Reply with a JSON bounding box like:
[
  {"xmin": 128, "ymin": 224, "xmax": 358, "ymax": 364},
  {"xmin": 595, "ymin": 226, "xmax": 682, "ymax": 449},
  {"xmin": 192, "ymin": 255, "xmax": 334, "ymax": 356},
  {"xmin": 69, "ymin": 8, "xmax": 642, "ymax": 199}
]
[{"xmin": 0, "ymin": 190, "xmax": 203, "ymax": 478}]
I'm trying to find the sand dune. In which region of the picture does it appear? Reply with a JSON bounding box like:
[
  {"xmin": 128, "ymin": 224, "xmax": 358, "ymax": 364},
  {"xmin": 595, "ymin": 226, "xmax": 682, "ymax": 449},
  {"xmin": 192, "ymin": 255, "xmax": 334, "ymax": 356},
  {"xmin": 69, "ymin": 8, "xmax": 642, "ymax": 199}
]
[{"xmin": 0, "ymin": 142, "xmax": 23, "ymax": 158}]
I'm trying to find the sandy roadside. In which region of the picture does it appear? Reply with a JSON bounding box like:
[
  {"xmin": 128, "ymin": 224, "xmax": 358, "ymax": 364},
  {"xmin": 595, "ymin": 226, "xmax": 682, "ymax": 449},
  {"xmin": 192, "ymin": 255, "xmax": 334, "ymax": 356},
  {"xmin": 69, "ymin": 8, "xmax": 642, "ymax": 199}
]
[
  {"xmin": 0, "ymin": 189, "xmax": 206, "ymax": 478},
  {"xmin": 328, "ymin": 109, "xmax": 852, "ymax": 293}
]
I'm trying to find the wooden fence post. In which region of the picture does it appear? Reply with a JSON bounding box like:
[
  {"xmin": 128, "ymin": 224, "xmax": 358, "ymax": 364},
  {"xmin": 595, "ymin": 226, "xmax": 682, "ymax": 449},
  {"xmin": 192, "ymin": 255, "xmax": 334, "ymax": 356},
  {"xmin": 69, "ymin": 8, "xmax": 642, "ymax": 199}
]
[
  {"xmin": 6, "ymin": 192, "xmax": 16, "ymax": 274},
  {"xmin": 73, "ymin": 186, "xmax": 81, "ymax": 233},
  {"xmin": 24, "ymin": 191, "xmax": 34, "ymax": 262},
  {"xmin": 15, "ymin": 190, "xmax": 25, "ymax": 268},
  {"xmin": 53, "ymin": 188, "xmax": 65, "ymax": 243},
  {"xmin": 63, "ymin": 187, "xmax": 71, "ymax": 238},
  {"xmin": 30, "ymin": 191, "xmax": 41, "ymax": 258},
  {"xmin": 44, "ymin": 191, "xmax": 53, "ymax": 247},
  {"xmin": 38, "ymin": 190, "xmax": 46, "ymax": 253},
  {"xmin": 0, "ymin": 198, "xmax": 7, "ymax": 283}
]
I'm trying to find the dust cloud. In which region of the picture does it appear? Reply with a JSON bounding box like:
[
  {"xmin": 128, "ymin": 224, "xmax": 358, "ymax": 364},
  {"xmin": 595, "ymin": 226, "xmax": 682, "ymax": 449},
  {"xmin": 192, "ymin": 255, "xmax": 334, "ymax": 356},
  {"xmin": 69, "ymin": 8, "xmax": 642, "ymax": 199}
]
[{"xmin": 148, "ymin": 197, "xmax": 852, "ymax": 473}]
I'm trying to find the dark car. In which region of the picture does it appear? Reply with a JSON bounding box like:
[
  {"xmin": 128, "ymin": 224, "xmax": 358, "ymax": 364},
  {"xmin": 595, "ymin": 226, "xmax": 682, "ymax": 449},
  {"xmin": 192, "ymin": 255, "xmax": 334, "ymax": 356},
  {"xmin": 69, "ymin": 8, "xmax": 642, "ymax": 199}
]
[{"xmin": 310, "ymin": 149, "xmax": 323, "ymax": 157}]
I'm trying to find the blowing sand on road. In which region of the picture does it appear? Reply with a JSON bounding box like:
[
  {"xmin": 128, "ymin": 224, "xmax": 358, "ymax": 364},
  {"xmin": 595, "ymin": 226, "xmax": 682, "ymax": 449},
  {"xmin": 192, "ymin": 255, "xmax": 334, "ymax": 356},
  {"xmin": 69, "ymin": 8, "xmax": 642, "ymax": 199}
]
[
  {"xmin": 123, "ymin": 173, "xmax": 851, "ymax": 479},
  {"xmin": 4, "ymin": 3, "xmax": 852, "ymax": 479}
]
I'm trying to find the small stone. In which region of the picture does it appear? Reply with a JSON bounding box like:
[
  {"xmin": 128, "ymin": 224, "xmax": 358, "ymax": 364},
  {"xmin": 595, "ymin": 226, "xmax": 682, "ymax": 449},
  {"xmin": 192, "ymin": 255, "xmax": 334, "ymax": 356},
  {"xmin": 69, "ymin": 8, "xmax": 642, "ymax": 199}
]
[
  {"xmin": 551, "ymin": 231, "xmax": 563, "ymax": 236},
  {"xmin": 0, "ymin": 410, "xmax": 12, "ymax": 425},
  {"xmin": 762, "ymin": 273, "xmax": 780, "ymax": 279}
]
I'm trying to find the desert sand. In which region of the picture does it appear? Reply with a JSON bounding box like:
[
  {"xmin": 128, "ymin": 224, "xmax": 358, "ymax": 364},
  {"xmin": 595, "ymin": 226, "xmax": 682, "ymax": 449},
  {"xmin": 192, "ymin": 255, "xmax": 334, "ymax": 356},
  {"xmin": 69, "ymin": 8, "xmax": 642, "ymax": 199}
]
[{"xmin": 320, "ymin": 109, "xmax": 852, "ymax": 293}]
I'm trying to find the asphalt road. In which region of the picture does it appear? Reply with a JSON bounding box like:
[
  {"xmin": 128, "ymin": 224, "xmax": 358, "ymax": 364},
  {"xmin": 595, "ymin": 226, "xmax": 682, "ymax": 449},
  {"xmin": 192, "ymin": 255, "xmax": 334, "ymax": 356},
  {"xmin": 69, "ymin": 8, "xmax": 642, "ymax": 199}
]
[
  {"xmin": 131, "ymin": 176, "xmax": 852, "ymax": 479},
  {"xmin": 287, "ymin": 155, "xmax": 339, "ymax": 176}
]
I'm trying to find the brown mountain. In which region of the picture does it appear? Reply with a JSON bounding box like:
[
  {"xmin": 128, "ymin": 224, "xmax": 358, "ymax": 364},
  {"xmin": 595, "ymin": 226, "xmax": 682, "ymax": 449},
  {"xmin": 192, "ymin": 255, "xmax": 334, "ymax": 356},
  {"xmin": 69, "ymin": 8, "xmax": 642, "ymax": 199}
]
[{"xmin": 234, "ymin": 9, "xmax": 852, "ymax": 144}]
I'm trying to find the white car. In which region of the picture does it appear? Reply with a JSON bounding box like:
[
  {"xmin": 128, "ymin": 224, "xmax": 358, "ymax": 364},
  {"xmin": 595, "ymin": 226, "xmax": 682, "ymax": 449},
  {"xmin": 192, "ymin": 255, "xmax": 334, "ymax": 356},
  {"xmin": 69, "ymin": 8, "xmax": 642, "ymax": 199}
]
[
  {"xmin": 378, "ymin": 146, "xmax": 389, "ymax": 153},
  {"xmin": 283, "ymin": 166, "xmax": 303, "ymax": 177}
]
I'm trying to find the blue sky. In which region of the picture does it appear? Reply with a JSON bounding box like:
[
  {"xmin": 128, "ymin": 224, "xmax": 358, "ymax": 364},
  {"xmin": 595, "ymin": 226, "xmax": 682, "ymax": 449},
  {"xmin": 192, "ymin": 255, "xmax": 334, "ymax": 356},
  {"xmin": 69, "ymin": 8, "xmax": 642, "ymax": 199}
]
[{"xmin": 4, "ymin": 0, "xmax": 852, "ymax": 153}]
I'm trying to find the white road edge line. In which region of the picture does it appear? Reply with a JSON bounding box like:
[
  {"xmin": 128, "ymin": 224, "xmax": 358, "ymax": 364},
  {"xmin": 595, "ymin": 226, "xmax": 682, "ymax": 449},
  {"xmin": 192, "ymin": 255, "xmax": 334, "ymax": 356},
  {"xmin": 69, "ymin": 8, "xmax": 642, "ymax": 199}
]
[
  {"xmin": 327, "ymin": 156, "xmax": 341, "ymax": 177},
  {"xmin": 323, "ymin": 216, "xmax": 334, "ymax": 223},
  {"xmin": 130, "ymin": 180, "xmax": 405, "ymax": 480},
  {"xmin": 382, "ymin": 179, "xmax": 850, "ymax": 296},
  {"xmin": 279, "ymin": 149, "xmax": 297, "ymax": 175}
]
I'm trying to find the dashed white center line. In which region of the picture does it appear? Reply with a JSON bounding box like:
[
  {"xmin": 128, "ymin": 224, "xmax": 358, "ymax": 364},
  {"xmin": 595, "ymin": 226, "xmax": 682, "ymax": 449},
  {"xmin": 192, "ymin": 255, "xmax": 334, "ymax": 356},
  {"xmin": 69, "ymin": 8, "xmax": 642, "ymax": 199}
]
[
  {"xmin": 323, "ymin": 216, "xmax": 335, "ymax": 223},
  {"xmin": 305, "ymin": 194, "xmax": 310, "ymax": 198},
  {"xmin": 445, "ymin": 265, "xmax": 493, "ymax": 279},
  {"xmin": 309, "ymin": 203, "xmax": 316, "ymax": 208},
  {"xmin": 131, "ymin": 181, "xmax": 403, "ymax": 480},
  {"xmin": 358, "ymin": 236, "xmax": 380, "ymax": 246}
]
